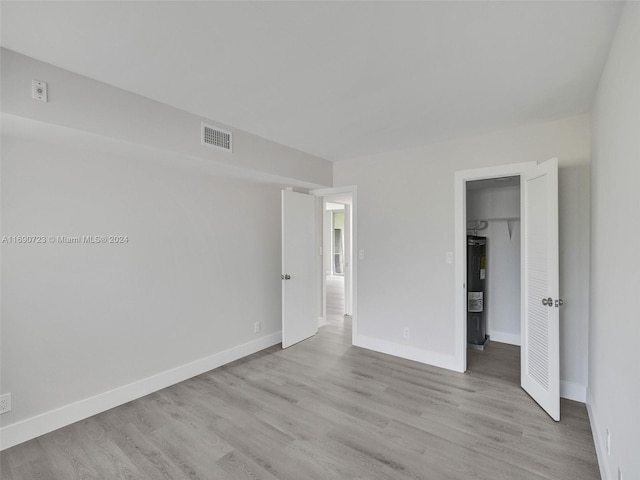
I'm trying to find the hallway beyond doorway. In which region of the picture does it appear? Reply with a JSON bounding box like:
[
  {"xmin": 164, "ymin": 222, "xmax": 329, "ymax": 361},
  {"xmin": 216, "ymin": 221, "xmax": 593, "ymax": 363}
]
[{"xmin": 326, "ymin": 275, "xmax": 345, "ymax": 325}]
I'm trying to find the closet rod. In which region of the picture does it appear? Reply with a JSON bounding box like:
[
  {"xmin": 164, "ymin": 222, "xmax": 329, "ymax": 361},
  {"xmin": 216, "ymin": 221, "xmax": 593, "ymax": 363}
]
[{"xmin": 467, "ymin": 217, "xmax": 520, "ymax": 222}]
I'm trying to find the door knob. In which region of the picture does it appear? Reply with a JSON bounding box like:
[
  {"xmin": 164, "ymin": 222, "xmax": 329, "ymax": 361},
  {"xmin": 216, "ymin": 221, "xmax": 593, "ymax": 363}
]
[
  {"xmin": 555, "ymin": 298, "xmax": 564, "ymax": 308},
  {"xmin": 541, "ymin": 297, "xmax": 553, "ymax": 306},
  {"xmin": 285, "ymin": 274, "xmax": 291, "ymax": 280}
]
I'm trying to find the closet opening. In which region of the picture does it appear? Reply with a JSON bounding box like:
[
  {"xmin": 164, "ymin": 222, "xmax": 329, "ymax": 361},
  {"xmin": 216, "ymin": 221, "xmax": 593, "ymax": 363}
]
[{"xmin": 465, "ymin": 175, "xmax": 521, "ymax": 384}]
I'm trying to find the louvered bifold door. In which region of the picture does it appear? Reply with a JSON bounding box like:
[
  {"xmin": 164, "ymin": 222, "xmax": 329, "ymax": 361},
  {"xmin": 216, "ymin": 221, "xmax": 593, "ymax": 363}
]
[{"xmin": 521, "ymin": 158, "xmax": 560, "ymax": 421}]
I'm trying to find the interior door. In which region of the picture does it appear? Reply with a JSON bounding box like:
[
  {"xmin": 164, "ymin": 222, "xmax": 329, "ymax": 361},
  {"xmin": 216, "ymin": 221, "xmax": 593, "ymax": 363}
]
[
  {"xmin": 281, "ymin": 190, "xmax": 318, "ymax": 348},
  {"xmin": 521, "ymin": 158, "xmax": 560, "ymax": 421}
]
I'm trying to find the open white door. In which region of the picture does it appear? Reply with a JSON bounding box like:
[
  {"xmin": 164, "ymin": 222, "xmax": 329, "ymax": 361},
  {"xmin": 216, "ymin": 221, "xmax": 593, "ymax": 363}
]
[
  {"xmin": 282, "ymin": 190, "xmax": 318, "ymax": 348},
  {"xmin": 521, "ymin": 158, "xmax": 560, "ymax": 421}
]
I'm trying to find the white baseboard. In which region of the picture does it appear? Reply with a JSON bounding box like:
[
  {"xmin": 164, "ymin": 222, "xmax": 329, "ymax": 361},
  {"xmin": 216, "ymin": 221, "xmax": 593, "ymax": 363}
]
[
  {"xmin": 488, "ymin": 330, "xmax": 521, "ymax": 346},
  {"xmin": 560, "ymin": 380, "xmax": 587, "ymax": 403},
  {"xmin": 586, "ymin": 389, "xmax": 609, "ymax": 480},
  {"xmin": 353, "ymin": 334, "xmax": 459, "ymax": 372},
  {"xmin": 0, "ymin": 332, "xmax": 282, "ymax": 451}
]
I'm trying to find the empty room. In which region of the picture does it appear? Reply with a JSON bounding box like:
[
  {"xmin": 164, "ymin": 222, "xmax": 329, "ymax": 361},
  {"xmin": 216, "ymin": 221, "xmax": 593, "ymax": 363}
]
[{"xmin": 1, "ymin": 2, "xmax": 638, "ymax": 479}]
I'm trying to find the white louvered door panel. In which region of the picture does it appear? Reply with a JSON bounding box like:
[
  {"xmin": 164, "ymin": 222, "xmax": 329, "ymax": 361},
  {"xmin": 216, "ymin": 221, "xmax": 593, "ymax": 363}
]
[{"xmin": 521, "ymin": 158, "xmax": 560, "ymax": 421}]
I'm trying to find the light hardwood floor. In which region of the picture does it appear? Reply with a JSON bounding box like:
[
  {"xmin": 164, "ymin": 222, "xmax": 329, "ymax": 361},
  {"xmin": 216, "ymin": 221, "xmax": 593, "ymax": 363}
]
[
  {"xmin": 1, "ymin": 287, "xmax": 599, "ymax": 479},
  {"xmin": 326, "ymin": 274, "xmax": 345, "ymax": 319}
]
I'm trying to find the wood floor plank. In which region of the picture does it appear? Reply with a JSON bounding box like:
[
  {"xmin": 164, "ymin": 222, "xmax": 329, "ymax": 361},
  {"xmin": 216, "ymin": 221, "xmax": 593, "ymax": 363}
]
[
  {"xmin": 0, "ymin": 285, "xmax": 600, "ymax": 479},
  {"xmin": 215, "ymin": 449, "xmax": 281, "ymax": 480},
  {"xmin": 68, "ymin": 418, "xmax": 146, "ymax": 479},
  {"xmin": 36, "ymin": 427, "xmax": 103, "ymax": 480}
]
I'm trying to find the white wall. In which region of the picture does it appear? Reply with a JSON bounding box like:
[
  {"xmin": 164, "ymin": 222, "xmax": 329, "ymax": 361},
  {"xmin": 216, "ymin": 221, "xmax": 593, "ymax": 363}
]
[
  {"xmin": 0, "ymin": 50, "xmax": 332, "ymax": 449},
  {"xmin": 1, "ymin": 49, "xmax": 332, "ymax": 188},
  {"xmin": 334, "ymin": 114, "xmax": 591, "ymax": 400},
  {"xmin": 0, "ymin": 136, "xmax": 284, "ymax": 442},
  {"xmin": 589, "ymin": 4, "xmax": 640, "ymax": 480},
  {"xmin": 466, "ymin": 185, "xmax": 521, "ymax": 345}
]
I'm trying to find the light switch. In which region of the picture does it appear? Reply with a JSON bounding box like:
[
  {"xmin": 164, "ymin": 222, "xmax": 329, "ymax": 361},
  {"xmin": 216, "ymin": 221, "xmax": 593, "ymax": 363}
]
[
  {"xmin": 446, "ymin": 251, "xmax": 454, "ymax": 264},
  {"xmin": 358, "ymin": 249, "xmax": 365, "ymax": 260}
]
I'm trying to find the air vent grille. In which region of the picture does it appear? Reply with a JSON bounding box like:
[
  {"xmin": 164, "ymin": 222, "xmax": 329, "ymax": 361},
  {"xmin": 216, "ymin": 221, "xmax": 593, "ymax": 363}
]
[{"xmin": 201, "ymin": 123, "xmax": 232, "ymax": 152}]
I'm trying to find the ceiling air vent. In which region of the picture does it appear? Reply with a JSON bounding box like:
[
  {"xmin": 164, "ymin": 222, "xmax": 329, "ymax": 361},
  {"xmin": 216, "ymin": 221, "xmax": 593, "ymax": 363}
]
[{"xmin": 201, "ymin": 123, "xmax": 232, "ymax": 152}]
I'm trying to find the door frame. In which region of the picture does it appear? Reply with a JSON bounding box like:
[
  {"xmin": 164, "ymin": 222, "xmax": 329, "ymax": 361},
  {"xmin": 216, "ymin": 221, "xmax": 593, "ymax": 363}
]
[
  {"xmin": 453, "ymin": 162, "xmax": 535, "ymax": 372},
  {"xmin": 310, "ymin": 186, "xmax": 358, "ymax": 343}
]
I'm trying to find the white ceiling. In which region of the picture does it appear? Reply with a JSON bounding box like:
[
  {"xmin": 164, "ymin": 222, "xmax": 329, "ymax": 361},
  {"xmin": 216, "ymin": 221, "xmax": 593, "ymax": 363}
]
[{"xmin": 1, "ymin": 1, "xmax": 623, "ymax": 162}]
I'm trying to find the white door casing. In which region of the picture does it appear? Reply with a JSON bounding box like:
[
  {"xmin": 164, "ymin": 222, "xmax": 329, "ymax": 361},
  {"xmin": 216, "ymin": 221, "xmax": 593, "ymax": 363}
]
[
  {"xmin": 281, "ymin": 190, "xmax": 318, "ymax": 348},
  {"xmin": 454, "ymin": 161, "xmax": 536, "ymax": 373},
  {"xmin": 344, "ymin": 204, "xmax": 353, "ymax": 316},
  {"xmin": 521, "ymin": 158, "xmax": 560, "ymax": 421}
]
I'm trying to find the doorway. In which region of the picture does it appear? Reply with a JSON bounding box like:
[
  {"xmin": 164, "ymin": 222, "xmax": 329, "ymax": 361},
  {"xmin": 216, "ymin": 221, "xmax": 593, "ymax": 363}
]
[
  {"xmin": 311, "ymin": 186, "xmax": 356, "ymax": 343},
  {"xmin": 454, "ymin": 159, "xmax": 561, "ymax": 421},
  {"xmin": 325, "ymin": 201, "xmax": 346, "ymax": 325},
  {"xmin": 281, "ymin": 186, "xmax": 357, "ymax": 349},
  {"xmin": 454, "ymin": 161, "xmax": 536, "ymax": 372},
  {"xmin": 465, "ymin": 176, "xmax": 521, "ymax": 385}
]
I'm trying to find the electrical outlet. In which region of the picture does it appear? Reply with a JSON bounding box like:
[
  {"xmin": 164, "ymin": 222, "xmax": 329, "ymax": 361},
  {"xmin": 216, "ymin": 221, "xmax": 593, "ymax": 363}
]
[
  {"xmin": 606, "ymin": 429, "xmax": 611, "ymax": 455},
  {"xmin": 254, "ymin": 321, "xmax": 261, "ymax": 334},
  {"xmin": 403, "ymin": 327, "xmax": 410, "ymax": 339},
  {"xmin": 0, "ymin": 393, "xmax": 11, "ymax": 414}
]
